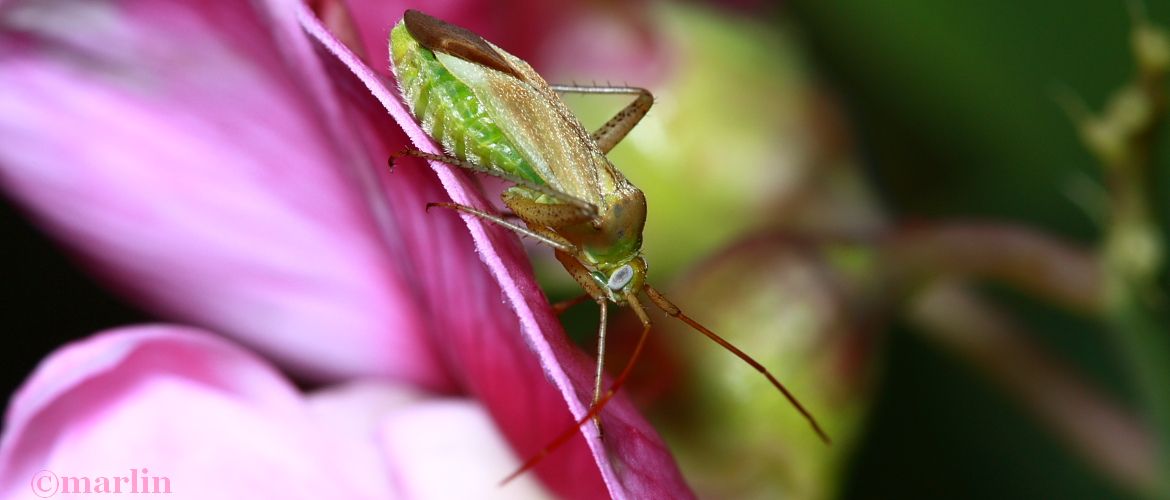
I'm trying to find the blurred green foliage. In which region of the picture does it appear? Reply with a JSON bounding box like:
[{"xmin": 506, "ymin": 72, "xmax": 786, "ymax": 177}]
[
  {"xmin": 791, "ymin": 2, "xmax": 1167, "ymax": 238},
  {"xmin": 787, "ymin": 2, "xmax": 1168, "ymax": 499}
]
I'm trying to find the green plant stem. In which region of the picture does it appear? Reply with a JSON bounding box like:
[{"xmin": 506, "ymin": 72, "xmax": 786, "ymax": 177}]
[{"xmin": 1092, "ymin": 16, "xmax": 1170, "ymax": 498}]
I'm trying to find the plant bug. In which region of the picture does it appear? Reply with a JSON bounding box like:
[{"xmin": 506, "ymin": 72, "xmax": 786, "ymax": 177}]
[{"xmin": 387, "ymin": 9, "xmax": 829, "ymax": 479}]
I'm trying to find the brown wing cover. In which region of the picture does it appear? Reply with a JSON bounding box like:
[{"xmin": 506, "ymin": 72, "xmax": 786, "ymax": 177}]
[{"xmin": 402, "ymin": 10, "xmax": 525, "ymax": 82}]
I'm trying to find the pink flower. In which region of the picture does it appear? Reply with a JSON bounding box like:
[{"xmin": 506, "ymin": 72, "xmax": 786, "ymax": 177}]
[
  {"xmin": 1, "ymin": 326, "xmax": 553, "ymax": 499},
  {"xmin": 0, "ymin": 0, "xmax": 689, "ymax": 497}
]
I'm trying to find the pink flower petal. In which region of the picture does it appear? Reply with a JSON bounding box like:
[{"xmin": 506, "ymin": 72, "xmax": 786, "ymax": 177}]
[
  {"xmin": 0, "ymin": 325, "xmax": 395, "ymax": 500},
  {"xmin": 0, "ymin": 326, "xmax": 562, "ymax": 499},
  {"xmin": 378, "ymin": 399, "xmax": 552, "ymax": 499},
  {"xmin": 0, "ymin": 0, "xmax": 449, "ymax": 387},
  {"xmin": 308, "ymin": 382, "xmax": 553, "ymax": 498},
  {"xmin": 298, "ymin": 7, "xmax": 692, "ymax": 499}
]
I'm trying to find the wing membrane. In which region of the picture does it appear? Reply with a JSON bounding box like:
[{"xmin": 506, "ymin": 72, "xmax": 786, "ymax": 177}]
[{"xmin": 434, "ymin": 49, "xmax": 626, "ymax": 209}]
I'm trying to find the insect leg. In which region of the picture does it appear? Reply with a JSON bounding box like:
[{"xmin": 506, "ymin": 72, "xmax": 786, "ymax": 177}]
[
  {"xmin": 643, "ymin": 284, "xmax": 832, "ymax": 445},
  {"xmin": 425, "ymin": 202, "xmax": 575, "ymax": 252},
  {"xmin": 502, "ymin": 293, "xmax": 654, "ymax": 485},
  {"xmin": 550, "ymin": 293, "xmax": 590, "ymax": 315},
  {"xmin": 502, "ymin": 188, "xmax": 596, "ymax": 228},
  {"xmin": 550, "ymin": 84, "xmax": 654, "ymax": 154},
  {"xmin": 390, "ymin": 148, "xmax": 598, "ymax": 217},
  {"xmin": 592, "ymin": 300, "xmax": 609, "ymax": 436}
]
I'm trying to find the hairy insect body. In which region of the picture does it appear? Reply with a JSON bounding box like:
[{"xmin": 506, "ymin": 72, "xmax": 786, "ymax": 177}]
[
  {"xmin": 390, "ymin": 29, "xmax": 543, "ymax": 186},
  {"xmin": 390, "ymin": 16, "xmax": 647, "ymax": 304}
]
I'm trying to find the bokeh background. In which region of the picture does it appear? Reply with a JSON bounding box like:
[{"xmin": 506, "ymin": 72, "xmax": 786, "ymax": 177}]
[{"xmin": 3, "ymin": 1, "xmax": 1167, "ymax": 499}]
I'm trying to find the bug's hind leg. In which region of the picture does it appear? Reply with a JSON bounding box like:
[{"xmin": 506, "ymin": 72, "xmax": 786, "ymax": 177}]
[{"xmin": 550, "ymin": 84, "xmax": 654, "ymax": 154}]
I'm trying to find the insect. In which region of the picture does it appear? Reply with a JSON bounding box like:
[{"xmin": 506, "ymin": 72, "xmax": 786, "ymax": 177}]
[{"xmin": 388, "ymin": 9, "xmax": 829, "ymax": 478}]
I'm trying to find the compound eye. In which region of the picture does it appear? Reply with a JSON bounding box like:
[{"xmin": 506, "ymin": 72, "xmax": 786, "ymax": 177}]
[{"xmin": 606, "ymin": 264, "xmax": 634, "ymax": 291}]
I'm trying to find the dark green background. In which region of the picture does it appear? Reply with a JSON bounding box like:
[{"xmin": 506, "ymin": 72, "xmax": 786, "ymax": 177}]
[{"xmin": 785, "ymin": 2, "xmax": 1168, "ymax": 499}]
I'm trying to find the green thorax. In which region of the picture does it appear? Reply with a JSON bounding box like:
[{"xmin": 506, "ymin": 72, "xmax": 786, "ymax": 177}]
[{"xmin": 390, "ymin": 22, "xmax": 545, "ymax": 186}]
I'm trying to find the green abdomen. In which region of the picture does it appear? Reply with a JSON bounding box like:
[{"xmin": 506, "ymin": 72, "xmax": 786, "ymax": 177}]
[{"xmin": 390, "ymin": 23, "xmax": 544, "ymax": 186}]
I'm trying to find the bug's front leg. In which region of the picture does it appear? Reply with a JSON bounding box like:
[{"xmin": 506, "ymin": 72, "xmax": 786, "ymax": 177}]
[
  {"xmin": 501, "ymin": 189, "xmax": 596, "ymax": 228},
  {"xmin": 550, "ymin": 84, "xmax": 654, "ymax": 154},
  {"xmin": 593, "ymin": 300, "xmax": 609, "ymax": 436},
  {"xmin": 550, "ymin": 250, "xmax": 615, "ymax": 434},
  {"xmin": 550, "ymin": 293, "xmax": 590, "ymax": 315},
  {"xmin": 502, "ymin": 292, "xmax": 655, "ymax": 485}
]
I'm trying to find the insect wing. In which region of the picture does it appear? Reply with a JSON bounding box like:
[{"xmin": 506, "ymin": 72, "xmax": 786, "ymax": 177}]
[{"xmin": 433, "ymin": 48, "xmax": 619, "ymax": 208}]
